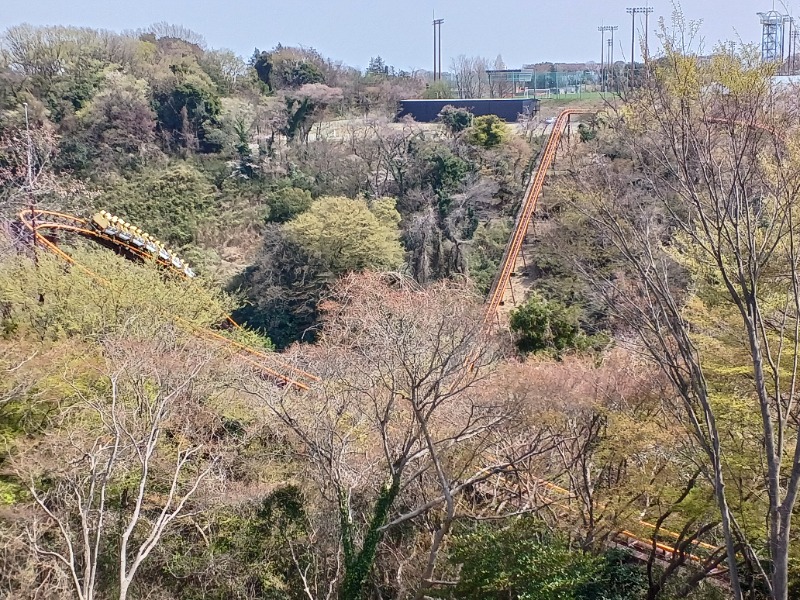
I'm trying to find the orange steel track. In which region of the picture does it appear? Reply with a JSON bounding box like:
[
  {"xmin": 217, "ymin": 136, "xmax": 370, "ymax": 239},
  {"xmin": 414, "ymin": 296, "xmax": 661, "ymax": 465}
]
[
  {"xmin": 482, "ymin": 109, "xmax": 725, "ymax": 570},
  {"xmin": 484, "ymin": 109, "xmax": 582, "ymax": 325},
  {"xmin": 16, "ymin": 109, "xmax": 726, "ymax": 570},
  {"xmin": 17, "ymin": 209, "xmax": 318, "ymax": 390}
]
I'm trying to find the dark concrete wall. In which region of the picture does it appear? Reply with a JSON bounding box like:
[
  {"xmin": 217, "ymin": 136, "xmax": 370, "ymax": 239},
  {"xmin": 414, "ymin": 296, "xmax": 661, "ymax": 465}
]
[{"xmin": 397, "ymin": 98, "xmax": 539, "ymax": 122}]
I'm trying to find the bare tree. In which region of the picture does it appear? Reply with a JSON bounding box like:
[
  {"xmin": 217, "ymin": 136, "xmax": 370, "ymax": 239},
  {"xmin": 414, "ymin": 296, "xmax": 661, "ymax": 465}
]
[
  {"xmin": 450, "ymin": 55, "xmax": 490, "ymax": 99},
  {"xmin": 244, "ymin": 273, "xmax": 549, "ymax": 599},
  {"xmin": 144, "ymin": 22, "xmax": 207, "ymax": 48},
  {"xmin": 15, "ymin": 331, "xmax": 227, "ymax": 600},
  {"xmin": 489, "ymin": 54, "xmax": 512, "ymax": 98},
  {"xmin": 0, "ymin": 108, "xmax": 56, "ymax": 216},
  {"xmin": 575, "ymin": 38, "xmax": 800, "ymax": 600}
]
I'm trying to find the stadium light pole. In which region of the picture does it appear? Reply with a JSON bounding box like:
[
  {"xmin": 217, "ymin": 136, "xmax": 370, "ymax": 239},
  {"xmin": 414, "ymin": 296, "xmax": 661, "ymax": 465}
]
[
  {"xmin": 433, "ymin": 18, "xmax": 444, "ymax": 81},
  {"xmin": 438, "ymin": 19, "xmax": 443, "ymax": 82},
  {"xmin": 432, "ymin": 18, "xmax": 437, "ymax": 80},
  {"xmin": 598, "ymin": 26, "xmax": 606, "ymax": 92}
]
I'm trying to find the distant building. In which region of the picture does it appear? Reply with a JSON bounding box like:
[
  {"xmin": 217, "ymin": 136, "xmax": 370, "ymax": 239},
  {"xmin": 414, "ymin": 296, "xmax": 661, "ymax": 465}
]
[
  {"xmin": 771, "ymin": 75, "xmax": 800, "ymax": 87},
  {"xmin": 485, "ymin": 69, "xmax": 535, "ymax": 97},
  {"xmin": 397, "ymin": 98, "xmax": 540, "ymax": 123}
]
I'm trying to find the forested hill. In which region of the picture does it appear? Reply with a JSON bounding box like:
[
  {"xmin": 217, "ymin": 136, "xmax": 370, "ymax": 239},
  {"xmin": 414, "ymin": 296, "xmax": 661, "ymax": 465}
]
[
  {"xmin": 4, "ymin": 19, "xmax": 800, "ymax": 600},
  {"xmin": 0, "ymin": 23, "xmax": 535, "ymax": 346}
]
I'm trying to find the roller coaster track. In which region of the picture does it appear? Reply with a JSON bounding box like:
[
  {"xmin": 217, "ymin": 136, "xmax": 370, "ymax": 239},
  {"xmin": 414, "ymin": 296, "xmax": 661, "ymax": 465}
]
[
  {"xmin": 14, "ymin": 108, "xmax": 733, "ymax": 573},
  {"xmin": 483, "ymin": 109, "xmax": 727, "ymax": 572},
  {"xmin": 481, "ymin": 111, "xmax": 787, "ymax": 568},
  {"xmin": 16, "ymin": 209, "xmax": 319, "ymax": 390},
  {"xmin": 484, "ymin": 109, "xmax": 581, "ymax": 325}
]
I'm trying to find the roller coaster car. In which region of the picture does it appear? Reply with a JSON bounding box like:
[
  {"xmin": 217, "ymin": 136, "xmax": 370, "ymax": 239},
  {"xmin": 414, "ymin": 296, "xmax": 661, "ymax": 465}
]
[
  {"xmin": 88, "ymin": 211, "xmax": 196, "ymax": 278},
  {"xmin": 91, "ymin": 212, "xmax": 111, "ymax": 231},
  {"xmin": 91, "ymin": 213, "xmax": 121, "ymax": 239}
]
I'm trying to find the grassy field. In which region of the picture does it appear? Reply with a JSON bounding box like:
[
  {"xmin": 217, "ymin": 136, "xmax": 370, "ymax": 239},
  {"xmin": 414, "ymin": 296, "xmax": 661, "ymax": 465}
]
[{"xmin": 537, "ymin": 91, "xmax": 620, "ymax": 105}]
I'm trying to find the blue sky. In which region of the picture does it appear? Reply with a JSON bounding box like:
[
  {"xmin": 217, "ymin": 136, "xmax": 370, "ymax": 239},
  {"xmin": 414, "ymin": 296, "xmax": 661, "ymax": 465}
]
[{"xmin": 1, "ymin": 0, "xmax": 780, "ymax": 70}]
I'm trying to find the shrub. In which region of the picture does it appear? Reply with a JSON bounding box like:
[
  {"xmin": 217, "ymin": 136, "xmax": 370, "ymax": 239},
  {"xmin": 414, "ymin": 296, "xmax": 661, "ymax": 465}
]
[
  {"xmin": 509, "ymin": 292, "xmax": 585, "ymax": 355},
  {"xmin": 468, "ymin": 114, "xmax": 509, "ymax": 148}
]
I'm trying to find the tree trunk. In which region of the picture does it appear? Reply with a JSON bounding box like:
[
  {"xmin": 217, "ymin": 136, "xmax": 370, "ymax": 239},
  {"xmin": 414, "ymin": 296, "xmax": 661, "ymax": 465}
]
[
  {"xmin": 339, "ymin": 477, "xmax": 400, "ymax": 600},
  {"xmin": 771, "ymin": 511, "xmax": 791, "ymax": 600}
]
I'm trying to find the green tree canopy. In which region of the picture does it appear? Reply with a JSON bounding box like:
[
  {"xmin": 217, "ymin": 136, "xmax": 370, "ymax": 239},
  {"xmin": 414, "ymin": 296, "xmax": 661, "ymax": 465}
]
[
  {"xmin": 509, "ymin": 292, "xmax": 587, "ymax": 355},
  {"xmin": 267, "ymin": 187, "xmax": 313, "ymax": 223},
  {"xmin": 438, "ymin": 105, "xmax": 473, "ymax": 135},
  {"xmin": 266, "ymin": 47, "xmax": 326, "ymax": 90},
  {"xmin": 451, "ymin": 518, "xmax": 646, "ymax": 600},
  {"xmin": 104, "ymin": 163, "xmax": 216, "ymax": 247},
  {"xmin": 284, "ymin": 196, "xmax": 404, "ymax": 274},
  {"xmin": 151, "ymin": 58, "xmax": 221, "ymax": 151},
  {"xmin": 79, "ymin": 72, "xmax": 156, "ymax": 162},
  {"xmin": 250, "ymin": 49, "xmax": 273, "ymax": 90},
  {"xmin": 468, "ymin": 114, "xmax": 509, "ymax": 148},
  {"xmin": 468, "ymin": 220, "xmax": 511, "ymax": 295}
]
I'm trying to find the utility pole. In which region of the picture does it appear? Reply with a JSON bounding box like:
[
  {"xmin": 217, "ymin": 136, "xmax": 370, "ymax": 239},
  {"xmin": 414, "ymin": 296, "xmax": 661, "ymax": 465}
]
[
  {"xmin": 608, "ymin": 38, "xmax": 614, "ymax": 91},
  {"xmin": 23, "ymin": 102, "xmax": 37, "ymax": 265},
  {"xmin": 599, "ymin": 29, "xmax": 605, "ymax": 91},
  {"xmin": 626, "ymin": 7, "xmax": 652, "ymax": 83},
  {"xmin": 598, "ymin": 25, "xmax": 617, "ymax": 93}
]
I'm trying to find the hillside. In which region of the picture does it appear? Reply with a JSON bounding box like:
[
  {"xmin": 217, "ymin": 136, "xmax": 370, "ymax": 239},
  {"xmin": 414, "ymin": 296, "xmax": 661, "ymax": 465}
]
[{"xmin": 1, "ymin": 20, "xmax": 800, "ymax": 600}]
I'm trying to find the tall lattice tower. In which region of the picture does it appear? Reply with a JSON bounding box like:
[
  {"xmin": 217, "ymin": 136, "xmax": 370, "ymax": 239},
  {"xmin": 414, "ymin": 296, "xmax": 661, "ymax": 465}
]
[{"xmin": 759, "ymin": 10, "xmax": 788, "ymax": 63}]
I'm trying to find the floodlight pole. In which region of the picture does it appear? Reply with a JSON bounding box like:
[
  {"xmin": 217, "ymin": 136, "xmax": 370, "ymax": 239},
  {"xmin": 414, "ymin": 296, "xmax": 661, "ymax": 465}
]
[
  {"xmin": 433, "ymin": 18, "xmax": 444, "ymax": 81},
  {"xmin": 598, "ymin": 26, "xmax": 618, "ymax": 94},
  {"xmin": 433, "ymin": 18, "xmax": 436, "ymax": 80},
  {"xmin": 610, "ymin": 27, "xmax": 617, "ymax": 87},
  {"xmin": 438, "ymin": 19, "xmax": 443, "ymax": 81}
]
